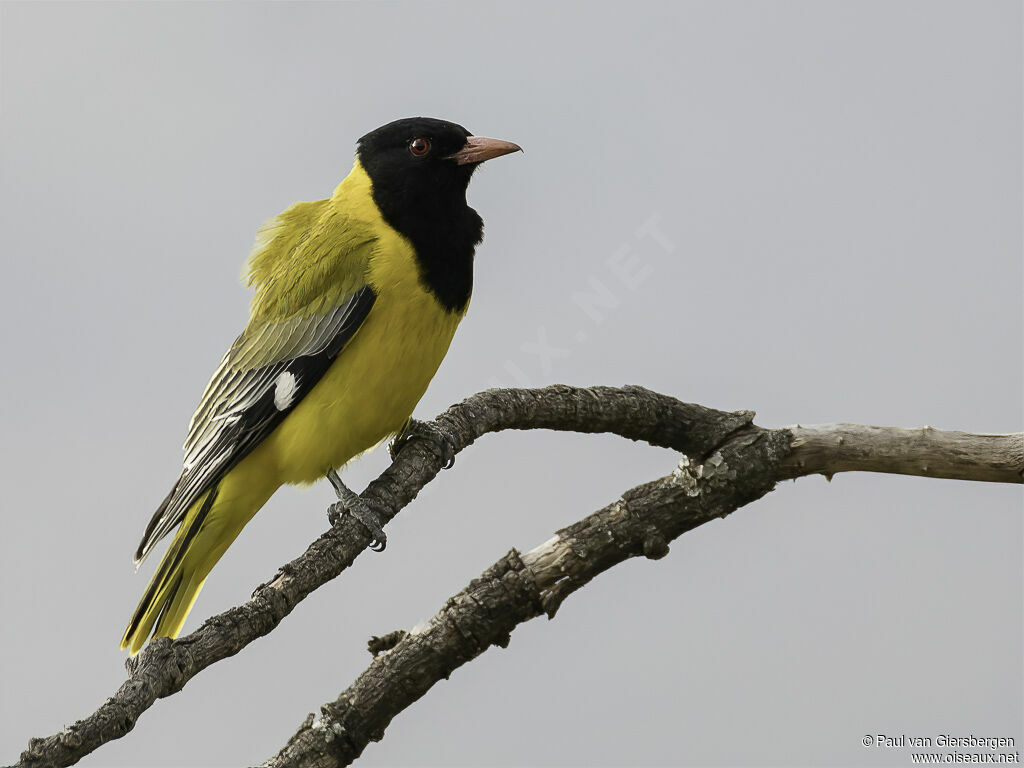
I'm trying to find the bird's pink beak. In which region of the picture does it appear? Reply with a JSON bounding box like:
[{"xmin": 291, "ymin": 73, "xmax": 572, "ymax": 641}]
[{"xmin": 446, "ymin": 136, "xmax": 523, "ymax": 165}]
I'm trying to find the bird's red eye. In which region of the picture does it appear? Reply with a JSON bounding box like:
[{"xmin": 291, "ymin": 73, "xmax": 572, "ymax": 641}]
[{"xmin": 409, "ymin": 137, "xmax": 431, "ymax": 157}]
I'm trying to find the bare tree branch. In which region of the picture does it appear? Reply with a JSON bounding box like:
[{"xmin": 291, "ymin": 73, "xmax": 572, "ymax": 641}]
[
  {"xmin": 11, "ymin": 385, "xmax": 1021, "ymax": 768},
  {"xmin": 261, "ymin": 418, "xmax": 1022, "ymax": 768},
  {"xmin": 779, "ymin": 423, "xmax": 1024, "ymax": 483},
  {"xmin": 262, "ymin": 426, "xmax": 787, "ymax": 768},
  {"xmin": 11, "ymin": 386, "xmax": 751, "ymax": 768}
]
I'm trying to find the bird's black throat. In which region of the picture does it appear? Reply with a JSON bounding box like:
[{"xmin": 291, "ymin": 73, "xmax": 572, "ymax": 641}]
[
  {"xmin": 357, "ymin": 117, "xmax": 484, "ymax": 314},
  {"xmin": 364, "ymin": 167, "xmax": 482, "ymax": 314}
]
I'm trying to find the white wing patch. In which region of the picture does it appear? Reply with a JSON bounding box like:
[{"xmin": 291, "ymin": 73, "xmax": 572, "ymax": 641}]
[
  {"xmin": 273, "ymin": 371, "xmax": 299, "ymax": 411},
  {"xmin": 134, "ymin": 285, "xmax": 377, "ymax": 566}
]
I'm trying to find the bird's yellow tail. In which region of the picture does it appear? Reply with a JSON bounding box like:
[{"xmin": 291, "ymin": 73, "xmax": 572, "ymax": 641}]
[{"xmin": 121, "ymin": 476, "xmax": 273, "ymax": 655}]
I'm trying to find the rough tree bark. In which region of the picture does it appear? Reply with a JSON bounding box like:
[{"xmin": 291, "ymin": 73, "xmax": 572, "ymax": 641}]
[{"xmin": 10, "ymin": 386, "xmax": 1022, "ymax": 768}]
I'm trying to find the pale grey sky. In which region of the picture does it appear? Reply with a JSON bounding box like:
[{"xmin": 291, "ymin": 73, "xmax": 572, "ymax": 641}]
[{"xmin": 1, "ymin": 2, "xmax": 1021, "ymax": 766}]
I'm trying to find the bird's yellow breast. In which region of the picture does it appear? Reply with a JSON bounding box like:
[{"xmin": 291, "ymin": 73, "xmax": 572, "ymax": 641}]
[{"xmin": 250, "ymin": 165, "xmax": 465, "ymax": 486}]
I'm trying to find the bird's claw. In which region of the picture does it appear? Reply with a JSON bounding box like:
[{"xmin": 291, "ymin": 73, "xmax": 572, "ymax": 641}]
[
  {"xmin": 389, "ymin": 418, "xmax": 457, "ymax": 469},
  {"xmin": 329, "ymin": 499, "xmax": 387, "ymax": 552},
  {"xmin": 326, "ymin": 469, "xmax": 387, "ymax": 552}
]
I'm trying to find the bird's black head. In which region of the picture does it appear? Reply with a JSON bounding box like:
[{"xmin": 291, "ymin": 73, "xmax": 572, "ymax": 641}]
[
  {"xmin": 358, "ymin": 117, "xmax": 477, "ymax": 198},
  {"xmin": 356, "ymin": 117, "xmax": 521, "ymax": 313}
]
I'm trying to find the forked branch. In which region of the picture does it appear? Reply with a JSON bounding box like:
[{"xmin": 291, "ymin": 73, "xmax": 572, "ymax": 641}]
[
  {"xmin": 12, "ymin": 386, "xmax": 1021, "ymax": 768},
  {"xmin": 262, "ymin": 415, "xmax": 1022, "ymax": 767}
]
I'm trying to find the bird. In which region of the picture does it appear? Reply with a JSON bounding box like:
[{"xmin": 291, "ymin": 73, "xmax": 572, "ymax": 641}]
[{"xmin": 120, "ymin": 117, "xmax": 521, "ymax": 654}]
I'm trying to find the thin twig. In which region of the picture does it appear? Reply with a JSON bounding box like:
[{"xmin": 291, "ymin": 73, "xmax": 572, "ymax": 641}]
[{"xmin": 779, "ymin": 423, "xmax": 1023, "ymax": 483}]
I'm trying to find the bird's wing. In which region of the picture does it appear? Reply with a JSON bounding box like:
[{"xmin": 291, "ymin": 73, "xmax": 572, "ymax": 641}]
[{"xmin": 134, "ymin": 201, "xmax": 378, "ymax": 564}]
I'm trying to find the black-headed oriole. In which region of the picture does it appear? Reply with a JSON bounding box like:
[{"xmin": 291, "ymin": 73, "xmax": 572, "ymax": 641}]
[{"xmin": 121, "ymin": 117, "xmax": 521, "ymax": 654}]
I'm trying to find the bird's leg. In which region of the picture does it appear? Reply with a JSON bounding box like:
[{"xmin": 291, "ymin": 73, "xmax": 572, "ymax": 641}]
[
  {"xmin": 388, "ymin": 418, "xmax": 457, "ymax": 469},
  {"xmin": 326, "ymin": 469, "xmax": 387, "ymax": 552}
]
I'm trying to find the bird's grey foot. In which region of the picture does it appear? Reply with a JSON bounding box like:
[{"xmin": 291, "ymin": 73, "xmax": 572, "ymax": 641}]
[
  {"xmin": 388, "ymin": 418, "xmax": 457, "ymax": 469},
  {"xmin": 326, "ymin": 469, "xmax": 386, "ymax": 552}
]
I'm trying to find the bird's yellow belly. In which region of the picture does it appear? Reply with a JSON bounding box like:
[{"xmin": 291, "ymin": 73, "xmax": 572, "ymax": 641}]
[{"xmin": 258, "ymin": 284, "xmax": 463, "ymax": 486}]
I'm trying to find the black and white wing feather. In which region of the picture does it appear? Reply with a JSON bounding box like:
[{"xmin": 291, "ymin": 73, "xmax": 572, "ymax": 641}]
[{"xmin": 133, "ymin": 286, "xmax": 376, "ymax": 564}]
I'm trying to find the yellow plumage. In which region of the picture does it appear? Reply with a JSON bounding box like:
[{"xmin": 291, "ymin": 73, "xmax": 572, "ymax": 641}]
[
  {"xmin": 122, "ymin": 116, "xmax": 520, "ymax": 654},
  {"xmin": 121, "ymin": 160, "xmax": 464, "ymax": 654}
]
